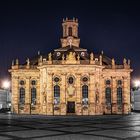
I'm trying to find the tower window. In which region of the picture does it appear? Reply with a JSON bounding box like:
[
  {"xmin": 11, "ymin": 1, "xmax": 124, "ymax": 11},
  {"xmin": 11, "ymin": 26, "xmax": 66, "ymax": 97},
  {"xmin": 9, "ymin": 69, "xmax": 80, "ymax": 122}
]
[{"xmin": 68, "ymin": 27, "xmax": 72, "ymax": 36}]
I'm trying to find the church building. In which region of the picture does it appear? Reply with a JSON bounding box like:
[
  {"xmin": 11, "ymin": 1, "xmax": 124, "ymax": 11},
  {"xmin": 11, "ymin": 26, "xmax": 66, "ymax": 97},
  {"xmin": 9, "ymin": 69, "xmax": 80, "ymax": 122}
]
[{"xmin": 9, "ymin": 18, "xmax": 132, "ymax": 115}]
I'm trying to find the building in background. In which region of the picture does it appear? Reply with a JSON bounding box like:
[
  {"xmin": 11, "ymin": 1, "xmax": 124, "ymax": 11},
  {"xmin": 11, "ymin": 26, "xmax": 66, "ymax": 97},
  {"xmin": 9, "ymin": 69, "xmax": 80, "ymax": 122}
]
[
  {"xmin": 9, "ymin": 18, "xmax": 132, "ymax": 115},
  {"xmin": 0, "ymin": 89, "xmax": 11, "ymax": 111},
  {"xmin": 131, "ymin": 88, "xmax": 140, "ymax": 111}
]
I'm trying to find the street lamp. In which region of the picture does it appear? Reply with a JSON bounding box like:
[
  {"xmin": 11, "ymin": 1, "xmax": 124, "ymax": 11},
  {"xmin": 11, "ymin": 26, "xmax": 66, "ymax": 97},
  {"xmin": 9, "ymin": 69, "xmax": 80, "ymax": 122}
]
[
  {"xmin": 134, "ymin": 80, "xmax": 140, "ymax": 88},
  {"xmin": 2, "ymin": 80, "xmax": 10, "ymax": 89}
]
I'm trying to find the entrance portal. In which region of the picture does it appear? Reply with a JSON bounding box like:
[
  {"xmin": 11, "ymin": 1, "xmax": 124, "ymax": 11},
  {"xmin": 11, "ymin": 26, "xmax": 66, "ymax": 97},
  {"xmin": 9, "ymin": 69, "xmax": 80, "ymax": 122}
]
[{"xmin": 67, "ymin": 101, "xmax": 75, "ymax": 114}]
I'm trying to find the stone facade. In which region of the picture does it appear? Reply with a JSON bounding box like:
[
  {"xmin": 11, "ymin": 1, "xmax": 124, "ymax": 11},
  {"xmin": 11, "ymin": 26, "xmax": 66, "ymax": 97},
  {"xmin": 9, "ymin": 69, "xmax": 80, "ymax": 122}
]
[{"xmin": 9, "ymin": 18, "xmax": 132, "ymax": 115}]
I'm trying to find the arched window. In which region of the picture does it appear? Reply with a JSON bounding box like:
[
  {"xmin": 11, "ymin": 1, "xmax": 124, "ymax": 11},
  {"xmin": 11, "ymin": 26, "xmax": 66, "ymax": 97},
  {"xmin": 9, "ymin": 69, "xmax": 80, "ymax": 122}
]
[
  {"xmin": 54, "ymin": 85, "xmax": 60, "ymax": 105},
  {"xmin": 105, "ymin": 87, "xmax": 111, "ymax": 104},
  {"xmin": 54, "ymin": 85, "xmax": 60, "ymax": 97},
  {"xmin": 82, "ymin": 85, "xmax": 88, "ymax": 98},
  {"xmin": 117, "ymin": 87, "xmax": 122, "ymax": 104},
  {"xmin": 19, "ymin": 87, "xmax": 25, "ymax": 104},
  {"xmin": 68, "ymin": 27, "xmax": 72, "ymax": 36},
  {"xmin": 31, "ymin": 88, "xmax": 37, "ymax": 105}
]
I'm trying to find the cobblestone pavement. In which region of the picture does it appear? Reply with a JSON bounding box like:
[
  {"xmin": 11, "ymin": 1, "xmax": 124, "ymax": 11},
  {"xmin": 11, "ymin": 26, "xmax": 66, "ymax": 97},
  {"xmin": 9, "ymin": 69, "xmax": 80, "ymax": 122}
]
[{"xmin": 0, "ymin": 113, "xmax": 140, "ymax": 140}]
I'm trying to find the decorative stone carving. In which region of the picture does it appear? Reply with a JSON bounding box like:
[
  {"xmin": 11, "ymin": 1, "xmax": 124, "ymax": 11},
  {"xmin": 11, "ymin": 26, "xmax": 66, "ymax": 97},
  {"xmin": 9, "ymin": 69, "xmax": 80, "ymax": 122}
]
[
  {"xmin": 62, "ymin": 54, "xmax": 65, "ymax": 60},
  {"xmin": 77, "ymin": 54, "xmax": 80, "ymax": 61},
  {"xmin": 16, "ymin": 59, "xmax": 19, "ymax": 65},
  {"xmin": 66, "ymin": 52, "xmax": 76, "ymax": 61},
  {"xmin": 112, "ymin": 58, "xmax": 115, "ymax": 69},
  {"xmin": 48, "ymin": 53, "xmax": 52, "ymax": 61},
  {"xmin": 99, "ymin": 55, "xmax": 102, "ymax": 65},
  {"xmin": 12, "ymin": 60, "xmax": 14, "ymax": 66},
  {"xmin": 67, "ymin": 85, "xmax": 75, "ymax": 96},
  {"xmin": 90, "ymin": 53, "xmax": 94, "ymax": 61},
  {"xmin": 26, "ymin": 58, "xmax": 30, "ymax": 66}
]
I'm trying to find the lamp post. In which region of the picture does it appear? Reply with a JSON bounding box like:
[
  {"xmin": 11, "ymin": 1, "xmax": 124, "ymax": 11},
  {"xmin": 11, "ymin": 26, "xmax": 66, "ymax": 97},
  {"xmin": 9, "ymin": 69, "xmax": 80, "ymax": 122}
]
[{"xmin": 2, "ymin": 80, "xmax": 11, "ymax": 111}]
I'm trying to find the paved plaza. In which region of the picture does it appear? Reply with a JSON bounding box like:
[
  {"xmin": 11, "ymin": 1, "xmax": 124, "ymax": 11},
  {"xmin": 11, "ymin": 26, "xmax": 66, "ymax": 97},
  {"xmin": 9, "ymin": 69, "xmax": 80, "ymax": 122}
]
[{"xmin": 0, "ymin": 113, "xmax": 140, "ymax": 139}]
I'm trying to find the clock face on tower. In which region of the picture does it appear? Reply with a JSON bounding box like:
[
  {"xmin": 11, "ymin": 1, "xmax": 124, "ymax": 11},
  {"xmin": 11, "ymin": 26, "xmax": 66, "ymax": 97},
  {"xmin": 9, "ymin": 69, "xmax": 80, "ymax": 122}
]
[
  {"xmin": 81, "ymin": 52, "xmax": 85, "ymax": 57},
  {"xmin": 57, "ymin": 52, "xmax": 61, "ymax": 56}
]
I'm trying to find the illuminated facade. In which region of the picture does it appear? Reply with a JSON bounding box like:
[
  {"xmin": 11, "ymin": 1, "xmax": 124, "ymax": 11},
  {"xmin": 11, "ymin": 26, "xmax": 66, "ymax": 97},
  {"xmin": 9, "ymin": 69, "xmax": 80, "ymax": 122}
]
[{"xmin": 9, "ymin": 18, "xmax": 132, "ymax": 115}]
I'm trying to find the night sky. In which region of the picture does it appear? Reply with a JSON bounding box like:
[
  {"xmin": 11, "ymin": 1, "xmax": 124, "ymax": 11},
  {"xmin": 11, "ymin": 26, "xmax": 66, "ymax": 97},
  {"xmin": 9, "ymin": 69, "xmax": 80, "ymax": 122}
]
[{"xmin": 0, "ymin": 0, "xmax": 140, "ymax": 83}]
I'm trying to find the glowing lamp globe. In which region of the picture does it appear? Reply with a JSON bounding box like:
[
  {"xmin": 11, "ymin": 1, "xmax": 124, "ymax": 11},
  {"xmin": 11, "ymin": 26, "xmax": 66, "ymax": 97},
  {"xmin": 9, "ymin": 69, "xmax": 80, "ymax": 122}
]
[
  {"xmin": 2, "ymin": 80, "xmax": 10, "ymax": 89},
  {"xmin": 134, "ymin": 80, "xmax": 140, "ymax": 87}
]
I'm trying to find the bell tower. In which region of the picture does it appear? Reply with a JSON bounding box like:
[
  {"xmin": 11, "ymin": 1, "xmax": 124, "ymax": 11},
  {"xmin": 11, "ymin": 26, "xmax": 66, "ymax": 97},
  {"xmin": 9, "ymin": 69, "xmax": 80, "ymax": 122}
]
[{"xmin": 61, "ymin": 17, "xmax": 80, "ymax": 48}]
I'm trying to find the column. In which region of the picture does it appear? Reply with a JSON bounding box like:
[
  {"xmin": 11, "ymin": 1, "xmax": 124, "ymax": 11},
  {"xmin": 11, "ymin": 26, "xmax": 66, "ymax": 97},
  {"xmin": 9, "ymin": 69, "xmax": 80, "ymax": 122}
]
[
  {"xmin": 99, "ymin": 75, "xmax": 104, "ymax": 114},
  {"xmin": 123, "ymin": 76, "xmax": 130, "ymax": 114},
  {"xmin": 25, "ymin": 76, "xmax": 30, "ymax": 114},
  {"xmin": 11, "ymin": 76, "xmax": 19, "ymax": 114},
  {"xmin": 101, "ymin": 77, "xmax": 105, "ymax": 114},
  {"xmin": 127, "ymin": 77, "xmax": 131, "ymax": 113},
  {"xmin": 46, "ymin": 72, "xmax": 53, "ymax": 115},
  {"xmin": 112, "ymin": 77, "xmax": 117, "ymax": 114},
  {"xmin": 39, "ymin": 69, "xmax": 44, "ymax": 114},
  {"xmin": 89, "ymin": 73, "xmax": 95, "ymax": 115},
  {"xmin": 76, "ymin": 73, "xmax": 82, "ymax": 115},
  {"xmin": 60, "ymin": 73, "xmax": 67, "ymax": 115}
]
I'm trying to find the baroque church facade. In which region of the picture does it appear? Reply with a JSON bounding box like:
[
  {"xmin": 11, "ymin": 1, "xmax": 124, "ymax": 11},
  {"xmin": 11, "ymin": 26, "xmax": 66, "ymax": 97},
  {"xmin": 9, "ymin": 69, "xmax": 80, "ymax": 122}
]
[{"xmin": 9, "ymin": 18, "xmax": 132, "ymax": 115}]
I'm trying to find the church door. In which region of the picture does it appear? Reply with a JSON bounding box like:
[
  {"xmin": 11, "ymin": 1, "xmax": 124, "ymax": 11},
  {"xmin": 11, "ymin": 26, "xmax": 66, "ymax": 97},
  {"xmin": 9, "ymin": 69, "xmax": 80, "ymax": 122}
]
[{"xmin": 67, "ymin": 102, "xmax": 75, "ymax": 114}]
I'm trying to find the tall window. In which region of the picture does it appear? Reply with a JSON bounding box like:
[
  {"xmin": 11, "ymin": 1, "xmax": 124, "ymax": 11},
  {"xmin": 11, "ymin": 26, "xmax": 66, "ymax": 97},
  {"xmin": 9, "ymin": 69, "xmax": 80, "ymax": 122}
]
[
  {"xmin": 68, "ymin": 27, "xmax": 72, "ymax": 36},
  {"xmin": 19, "ymin": 87, "xmax": 25, "ymax": 105},
  {"xmin": 105, "ymin": 87, "xmax": 111, "ymax": 104},
  {"xmin": 54, "ymin": 85, "xmax": 60, "ymax": 105},
  {"xmin": 31, "ymin": 88, "xmax": 37, "ymax": 105},
  {"xmin": 117, "ymin": 87, "xmax": 122, "ymax": 104},
  {"xmin": 82, "ymin": 85, "xmax": 88, "ymax": 98},
  {"xmin": 82, "ymin": 85, "xmax": 88, "ymax": 105}
]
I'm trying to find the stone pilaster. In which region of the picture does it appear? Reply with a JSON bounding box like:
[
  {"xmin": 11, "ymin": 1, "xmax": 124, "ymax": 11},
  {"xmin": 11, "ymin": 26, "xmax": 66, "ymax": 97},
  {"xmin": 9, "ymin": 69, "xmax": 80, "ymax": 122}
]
[
  {"xmin": 24, "ymin": 77, "xmax": 30, "ymax": 114},
  {"xmin": 101, "ymin": 77, "xmax": 105, "ymax": 114},
  {"xmin": 99, "ymin": 75, "xmax": 104, "ymax": 114},
  {"xmin": 127, "ymin": 77, "xmax": 131, "ymax": 113},
  {"xmin": 76, "ymin": 73, "xmax": 82, "ymax": 115},
  {"xmin": 112, "ymin": 77, "xmax": 117, "ymax": 114},
  {"xmin": 12, "ymin": 76, "xmax": 19, "ymax": 114},
  {"xmin": 89, "ymin": 73, "xmax": 95, "ymax": 115},
  {"xmin": 39, "ymin": 69, "xmax": 44, "ymax": 113},
  {"xmin": 46, "ymin": 72, "xmax": 53, "ymax": 115},
  {"xmin": 123, "ymin": 76, "xmax": 130, "ymax": 114},
  {"xmin": 60, "ymin": 73, "xmax": 66, "ymax": 115}
]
